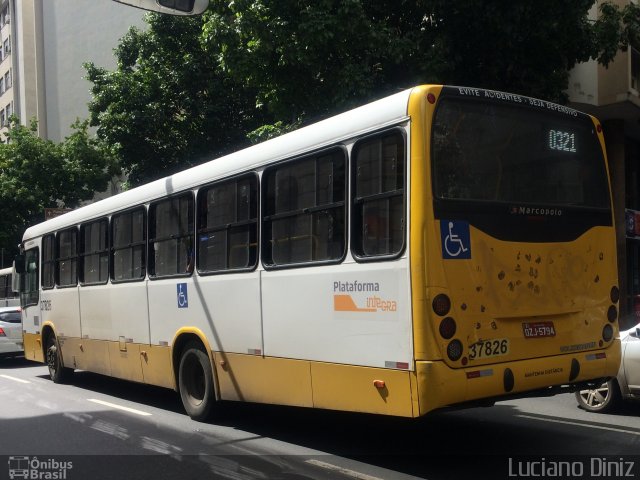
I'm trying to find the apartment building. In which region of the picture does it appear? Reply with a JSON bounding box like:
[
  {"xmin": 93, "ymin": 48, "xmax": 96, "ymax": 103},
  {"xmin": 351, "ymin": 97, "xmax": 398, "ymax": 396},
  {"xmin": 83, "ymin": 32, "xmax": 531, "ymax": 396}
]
[
  {"xmin": 0, "ymin": 0, "xmax": 14, "ymax": 137},
  {"xmin": 567, "ymin": 1, "xmax": 640, "ymax": 328},
  {"xmin": 2, "ymin": 0, "xmax": 143, "ymax": 143}
]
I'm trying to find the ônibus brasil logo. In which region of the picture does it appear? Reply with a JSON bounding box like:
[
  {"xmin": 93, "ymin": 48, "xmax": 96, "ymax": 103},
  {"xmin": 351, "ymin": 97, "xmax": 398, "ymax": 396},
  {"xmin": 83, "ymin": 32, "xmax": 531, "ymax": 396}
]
[{"xmin": 8, "ymin": 456, "xmax": 73, "ymax": 480}]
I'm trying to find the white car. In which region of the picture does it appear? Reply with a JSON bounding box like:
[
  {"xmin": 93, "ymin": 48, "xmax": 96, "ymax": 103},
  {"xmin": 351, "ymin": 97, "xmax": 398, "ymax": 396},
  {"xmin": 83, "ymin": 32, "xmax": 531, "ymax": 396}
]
[
  {"xmin": 575, "ymin": 322, "xmax": 640, "ymax": 412},
  {"xmin": 0, "ymin": 307, "xmax": 23, "ymax": 357}
]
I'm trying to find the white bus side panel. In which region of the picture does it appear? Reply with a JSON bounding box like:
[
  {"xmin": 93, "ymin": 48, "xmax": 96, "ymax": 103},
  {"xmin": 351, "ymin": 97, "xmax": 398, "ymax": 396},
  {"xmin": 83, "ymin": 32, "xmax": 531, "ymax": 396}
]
[
  {"xmin": 42, "ymin": 288, "xmax": 81, "ymax": 339},
  {"xmin": 261, "ymin": 259, "xmax": 413, "ymax": 369},
  {"xmin": 79, "ymin": 282, "xmax": 150, "ymax": 344},
  {"xmin": 147, "ymin": 273, "xmax": 262, "ymax": 353}
]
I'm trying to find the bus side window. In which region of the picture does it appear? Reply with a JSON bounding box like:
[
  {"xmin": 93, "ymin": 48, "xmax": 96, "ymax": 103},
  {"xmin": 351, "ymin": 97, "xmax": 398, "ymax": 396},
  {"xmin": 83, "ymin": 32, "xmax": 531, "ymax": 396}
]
[
  {"xmin": 197, "ymin": 175, "xmax": 258, "ymax": 273},
  {"xmin": 352, "ymin": 130, "xmax": 406, "ymax": 259},
  {"xmin": 149, "ymin": 194, "xmax": 194, "ymax": 278},
  {"xmin": 56, "ymin": 228, "xmax": 78, "ymax": 287},
  {"xmin": 80, "ymin": 219, "xmax": 109, "ymax": 285},
  {"xmin": 42, "ymin": 234, "xmax": 55, "ymax": 289},
  {"xmin": 111, "ymin": 208, "xmax": 146, "ymax": 282},
  {"xmin": 0, "ymin": 274, "xmax": 6, "ymax": 300},
  {"xmin": 262, "ymin": 149, "xmax": 346, "ymax": 267}
]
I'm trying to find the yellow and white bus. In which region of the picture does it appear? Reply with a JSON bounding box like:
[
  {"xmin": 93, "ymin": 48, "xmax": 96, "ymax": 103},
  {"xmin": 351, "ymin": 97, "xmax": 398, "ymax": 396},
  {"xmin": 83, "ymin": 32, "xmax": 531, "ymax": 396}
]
[{"xmin": 15, "ymin": 85, "xmax": 620, "ymax": 421}]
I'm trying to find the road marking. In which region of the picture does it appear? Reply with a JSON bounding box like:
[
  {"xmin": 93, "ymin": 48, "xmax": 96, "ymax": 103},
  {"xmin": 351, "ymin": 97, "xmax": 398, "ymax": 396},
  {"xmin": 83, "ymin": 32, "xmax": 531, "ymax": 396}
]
[
  {"xmin": 0, "ymin": 374, "xmax": 31, "ymax": 384},
  {"xmin": 87, "ymin": 398, "xmax": 152, "ymax": 416},
  {"xmin": 305, "ymin": 459, "xmax": 384, "ymax": 480},
  {"xmin": 517, "ymin": 414, "xmax": 640, "ymax": 436}
]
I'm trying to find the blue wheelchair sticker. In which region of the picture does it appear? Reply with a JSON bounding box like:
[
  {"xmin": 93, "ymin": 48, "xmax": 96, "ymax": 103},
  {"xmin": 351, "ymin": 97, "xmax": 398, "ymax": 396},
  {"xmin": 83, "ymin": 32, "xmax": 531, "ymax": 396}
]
[
  {"xmin": 440, "ymin": 220, "xmax": 471, "ymax": 259},
  {"xmin": 177, "ymin": 283, "xmax": 188, "ymax": 308}
]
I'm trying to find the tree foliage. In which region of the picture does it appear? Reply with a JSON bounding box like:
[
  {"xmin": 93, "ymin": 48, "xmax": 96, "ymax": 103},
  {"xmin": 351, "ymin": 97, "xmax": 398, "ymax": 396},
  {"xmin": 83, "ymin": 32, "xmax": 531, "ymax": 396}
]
[
  {"xmin": 204, "ymin": 0, "xmax": 640, "ymax": 118},
  {"xmin": 86, "ymin": 1, "xmax": 640, "ymax": 186},
  {"xmin": 0, "ymin": 118, "xmax": 116, "ymax": 261},
  {"xmin": 85, "ymin": 13, "xmax": 265, "ymax": 187}
]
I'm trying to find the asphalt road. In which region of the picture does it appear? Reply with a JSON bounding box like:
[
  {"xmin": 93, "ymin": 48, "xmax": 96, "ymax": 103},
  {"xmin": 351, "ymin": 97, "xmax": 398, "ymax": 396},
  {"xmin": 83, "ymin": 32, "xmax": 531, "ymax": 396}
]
[{"xmin": 1, "ymin": 357, "xmax": 639, "ymax": 480}]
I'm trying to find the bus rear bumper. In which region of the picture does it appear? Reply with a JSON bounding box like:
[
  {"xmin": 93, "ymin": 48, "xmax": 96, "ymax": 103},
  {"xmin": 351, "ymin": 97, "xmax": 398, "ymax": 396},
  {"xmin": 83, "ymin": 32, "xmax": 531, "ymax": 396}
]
[{"xmin": 414, "ymin": 339, "xmax": 621, "ymax": 416}]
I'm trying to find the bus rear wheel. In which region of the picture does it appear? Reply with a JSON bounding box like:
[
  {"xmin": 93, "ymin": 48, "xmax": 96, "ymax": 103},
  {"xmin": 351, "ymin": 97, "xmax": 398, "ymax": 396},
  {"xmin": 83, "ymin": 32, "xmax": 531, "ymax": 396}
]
[
  {"xmin": 45, "ymin": 335, "xmax": 73, "ymax": 384},
  {"xmin": 178, "ymin": 341, "xmax": 215, "ymax": 422}
]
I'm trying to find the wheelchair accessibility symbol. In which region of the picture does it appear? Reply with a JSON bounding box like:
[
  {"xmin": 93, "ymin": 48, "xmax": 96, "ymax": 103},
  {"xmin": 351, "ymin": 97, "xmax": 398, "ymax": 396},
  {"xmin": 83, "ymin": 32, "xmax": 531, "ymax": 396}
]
[
  {"xmin": 177, "ymin": 283, "xmax": 189, "ymax": 308},
  {"xmin": 440, "ymin": 220, "xmax": 471, "ymax": 259}
]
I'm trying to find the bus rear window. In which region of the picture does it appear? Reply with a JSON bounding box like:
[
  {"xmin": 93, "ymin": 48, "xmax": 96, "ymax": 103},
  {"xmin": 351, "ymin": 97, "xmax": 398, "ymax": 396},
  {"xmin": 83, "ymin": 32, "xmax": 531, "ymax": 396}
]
[{"xmin": 432, "ymin": 98, "xmax": 610, "ymax": 209}]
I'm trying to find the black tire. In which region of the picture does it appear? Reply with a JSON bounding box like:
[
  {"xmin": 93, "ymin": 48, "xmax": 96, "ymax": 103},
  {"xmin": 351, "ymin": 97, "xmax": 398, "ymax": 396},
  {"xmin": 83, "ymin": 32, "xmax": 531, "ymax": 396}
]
[
  {"xmin": 178, "ymin": 341, "xmax": 216, "ymax": 421},
  {"xmin": 45, "ymin": 334, "xmax": 73, "ymax": 384},
  {"xmin": 575, "ymin": 378, "xmax": 621, "ymax": 413}
]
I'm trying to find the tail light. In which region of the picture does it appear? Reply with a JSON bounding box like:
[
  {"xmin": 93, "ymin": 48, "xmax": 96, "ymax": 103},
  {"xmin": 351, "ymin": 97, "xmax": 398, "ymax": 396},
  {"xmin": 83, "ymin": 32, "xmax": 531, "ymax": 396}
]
[
  {"xmin": 439, "ymin": 317, "xmax": 457, "ymax": 339},
  {"xmin": 607, "ymin": 305, "xmax": 617, "ymax": 323},
  {"xmin": 610, "ymin": 286, "xmax": 620, "ymax": 303},
  {"xmin": 0, "ymin": 327, "xmax": 5, "ymax": 336},
  {"xmin": 447, "ymin": 339, "xmax": 463, "ymax": 361},
  {"xmin": 432, "ymin": 294, "xmax": 451, "ymax": 316},
  {"xmin": 602, "ymin": 324, "xmax": 614, "ymax": 342}
]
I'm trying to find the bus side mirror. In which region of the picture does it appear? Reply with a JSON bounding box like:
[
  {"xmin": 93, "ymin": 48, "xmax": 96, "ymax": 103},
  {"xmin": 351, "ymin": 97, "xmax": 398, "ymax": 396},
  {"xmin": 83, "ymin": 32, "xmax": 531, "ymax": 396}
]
[
  {"xmin": 11, "ymin": 271, "xmax": 20, "ymax": 293},
  {"xmin": 14, "ymin": 255, "xmax": 24, "ymax": 275},
  {"xmin": 111, "ymin": 0, "xmax": 208, "ymax": 15}
]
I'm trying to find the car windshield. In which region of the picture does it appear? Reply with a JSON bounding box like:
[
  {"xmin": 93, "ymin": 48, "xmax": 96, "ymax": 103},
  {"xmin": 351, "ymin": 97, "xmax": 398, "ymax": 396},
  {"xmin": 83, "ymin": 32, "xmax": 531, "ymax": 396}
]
[{"xmin": 0, "ymin": 312, "xmax": 21, "ymax": 323}]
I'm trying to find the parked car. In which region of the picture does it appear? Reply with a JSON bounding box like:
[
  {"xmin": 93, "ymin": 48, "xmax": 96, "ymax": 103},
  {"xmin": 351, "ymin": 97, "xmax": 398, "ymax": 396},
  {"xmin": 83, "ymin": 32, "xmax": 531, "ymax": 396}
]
[
  {"xmin": 575, "ymin": 322, "xmax": 640, "ymax": 412},
  {"xmin": 0, "ymin": 306, "xmax": 23, "ymax": 357}
]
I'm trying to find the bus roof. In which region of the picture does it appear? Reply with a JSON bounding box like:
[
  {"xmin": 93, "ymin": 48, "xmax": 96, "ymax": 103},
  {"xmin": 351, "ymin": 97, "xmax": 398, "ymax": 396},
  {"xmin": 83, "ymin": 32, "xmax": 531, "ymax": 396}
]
[{"xmin": 23, "ymin": 87, "xmax": 415, "ymax": 241}]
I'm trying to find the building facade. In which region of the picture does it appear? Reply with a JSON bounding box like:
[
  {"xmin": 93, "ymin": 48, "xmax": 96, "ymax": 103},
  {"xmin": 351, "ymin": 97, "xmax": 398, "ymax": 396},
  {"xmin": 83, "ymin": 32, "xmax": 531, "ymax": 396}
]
[
  {"xmin": 568, "ymin": 0, "xmax": 640, "ymax": 329},
  {"xmin": 0, "ymin": 0, "xmax": 15, "ymax": 137},
  {"xmin": 3, "ymin": 0, "xmax": 144, "ymax": 143}
]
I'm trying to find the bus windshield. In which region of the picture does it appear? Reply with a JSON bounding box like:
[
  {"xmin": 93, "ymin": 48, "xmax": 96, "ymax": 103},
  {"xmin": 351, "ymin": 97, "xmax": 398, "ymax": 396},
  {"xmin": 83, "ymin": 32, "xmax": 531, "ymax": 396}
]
[{"xmin": 432, "ymin": 96, "xmax": 610, "ymax": 209}]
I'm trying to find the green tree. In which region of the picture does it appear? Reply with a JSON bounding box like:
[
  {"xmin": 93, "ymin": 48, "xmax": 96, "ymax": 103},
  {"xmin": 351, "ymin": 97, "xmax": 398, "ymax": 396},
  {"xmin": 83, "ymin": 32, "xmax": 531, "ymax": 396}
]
[
  {"xmin": 87, "ymin": 1, "xmax": 640, "ymax": 185},
  {"xmin": 85, "ymin": 13, "xmax": 265, "ymax": 187},
  {"xmin": 0, "ymin": 118, "xmax": 116, "ymax": 262},
  {"xmin": 204, "ymin": 0, "xmax": 640, "ymax": 124}
]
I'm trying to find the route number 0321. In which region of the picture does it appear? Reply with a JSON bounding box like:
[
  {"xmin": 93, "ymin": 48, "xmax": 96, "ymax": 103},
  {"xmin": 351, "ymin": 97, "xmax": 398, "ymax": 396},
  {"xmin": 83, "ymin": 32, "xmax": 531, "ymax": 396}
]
[
  {"xmin": 468, "ymin": 338, "xmax": 509, "ymax": 360},
  {"xmin": 548, "ymin": 129, "xmax": 576, "ymax": 153}
]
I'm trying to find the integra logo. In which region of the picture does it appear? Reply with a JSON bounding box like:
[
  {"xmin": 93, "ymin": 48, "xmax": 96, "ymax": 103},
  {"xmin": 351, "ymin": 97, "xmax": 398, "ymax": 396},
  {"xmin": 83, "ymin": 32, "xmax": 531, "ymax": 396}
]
[
  {"xmin": 510, "ymin": 206, "xmax": 563, "ymax": 216},
  {"xmin": 333, "ymin": 281, "xmax": 397, "ymax": 312}
]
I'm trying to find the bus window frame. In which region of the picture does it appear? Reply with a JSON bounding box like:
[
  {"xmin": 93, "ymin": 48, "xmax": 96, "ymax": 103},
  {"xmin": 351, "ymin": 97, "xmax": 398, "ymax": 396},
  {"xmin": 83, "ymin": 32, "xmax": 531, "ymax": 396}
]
[
  {"xmin": 196, "ymin": 172, "xmax": 260, "ymax": 276},
  {"xmin": 148, "ymin": 192, "xmax": 195, "ymax": 280},
  {"xmin": 80, "ymin": 217, "xmax": 110, "ymax": 286},
  {"xmin": 55, "ymin": 227, "xmax": 79, "ymax": 289},
  {"xmin": 350, "ymin": 127, "xmax": 407, "ymax": 263},
  {"xmin": 261, "ymin": 145, "xmax": 348, "ymax": 271},
  {"xmin": 110, "ymin": 206, "xmax": 147, "ymax": 284},
  {"xmin": 41, "ymin": 233, "xmax": 56, "ymax": 290}
]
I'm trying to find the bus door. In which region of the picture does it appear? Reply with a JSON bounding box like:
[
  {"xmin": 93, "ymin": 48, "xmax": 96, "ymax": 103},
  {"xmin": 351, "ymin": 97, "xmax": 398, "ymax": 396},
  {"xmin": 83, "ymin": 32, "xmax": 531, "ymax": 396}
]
[{"xmin": 17, "ymin": 246, "xmax": 43, "ymax": 361}]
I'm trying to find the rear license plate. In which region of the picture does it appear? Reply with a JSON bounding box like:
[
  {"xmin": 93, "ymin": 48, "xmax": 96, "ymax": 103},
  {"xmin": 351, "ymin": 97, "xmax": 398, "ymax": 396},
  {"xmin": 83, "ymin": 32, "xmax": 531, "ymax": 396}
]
[{"xmin": 522, "ymin": 321, "xmax": 556, "ymax": 338}]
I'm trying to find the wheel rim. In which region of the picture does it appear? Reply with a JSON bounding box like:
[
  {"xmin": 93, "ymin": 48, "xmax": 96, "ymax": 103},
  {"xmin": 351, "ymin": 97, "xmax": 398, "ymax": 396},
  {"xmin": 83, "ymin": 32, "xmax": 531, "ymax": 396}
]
[
  {"xmin": 183, "ymin": 352, "xmax": 205, "ymax": 406},
  {"xmin": 578, "ymin": 383, "xmax": 610, "ymax": 408}
]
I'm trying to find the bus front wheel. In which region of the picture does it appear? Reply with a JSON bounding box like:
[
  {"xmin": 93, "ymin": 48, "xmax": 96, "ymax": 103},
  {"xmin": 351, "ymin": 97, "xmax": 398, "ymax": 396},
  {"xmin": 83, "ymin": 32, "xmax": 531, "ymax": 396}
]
[
  {"xmin": 178, "ymin": 341, "xmax": 215, "ymax": 422},
  {"xmin": 45, "ymin": 335, "xmax": 73, "ymax": 384}
]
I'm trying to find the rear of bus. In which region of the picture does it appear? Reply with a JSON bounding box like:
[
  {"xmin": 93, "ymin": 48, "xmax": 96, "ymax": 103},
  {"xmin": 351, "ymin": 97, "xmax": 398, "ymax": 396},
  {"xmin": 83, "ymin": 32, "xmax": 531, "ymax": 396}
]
[{"xmin": 409, "ymin": 86, "xmax": 621, "ymax": 414}]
